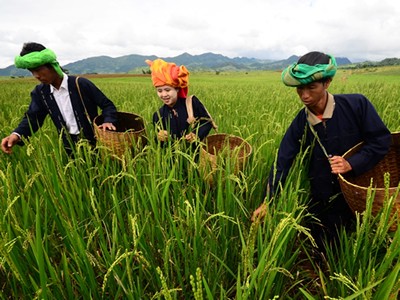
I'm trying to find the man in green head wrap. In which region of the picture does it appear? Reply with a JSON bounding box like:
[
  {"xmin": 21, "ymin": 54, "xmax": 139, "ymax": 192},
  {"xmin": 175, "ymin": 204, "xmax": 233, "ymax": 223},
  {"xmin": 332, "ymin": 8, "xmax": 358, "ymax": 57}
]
[
  {"xmin": 252, "ymin": 51, "xmax": 391, "ymax": 254},
  {"xmin": 1, "ymin": 42, "xmax": 118, "ymax": 156}
]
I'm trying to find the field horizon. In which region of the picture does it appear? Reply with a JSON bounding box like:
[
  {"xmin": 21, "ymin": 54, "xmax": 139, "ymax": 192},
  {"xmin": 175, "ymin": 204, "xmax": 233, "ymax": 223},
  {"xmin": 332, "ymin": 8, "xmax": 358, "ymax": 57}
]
[{"xmin": 1, "ymin": 67, "xmax": 400, "ymax": 299}]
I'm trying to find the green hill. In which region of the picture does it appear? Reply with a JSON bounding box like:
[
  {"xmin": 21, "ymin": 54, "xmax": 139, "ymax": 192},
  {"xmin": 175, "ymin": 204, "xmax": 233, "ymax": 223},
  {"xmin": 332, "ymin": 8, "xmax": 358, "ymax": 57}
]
[{"xmin": 0, "ymin": 52, "xmax": 356, "ymax": 76}]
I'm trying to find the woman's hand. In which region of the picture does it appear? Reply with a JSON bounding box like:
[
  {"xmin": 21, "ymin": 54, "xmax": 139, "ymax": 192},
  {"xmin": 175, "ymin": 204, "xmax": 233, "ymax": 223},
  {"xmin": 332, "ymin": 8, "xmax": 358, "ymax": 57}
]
[
  {"xmin": 157, "ymin": 130, "xmax": 169, "ymax": 142},
  {"xmin": 184, "ymin": 132, "xmax": 197, "ymax": 143}
]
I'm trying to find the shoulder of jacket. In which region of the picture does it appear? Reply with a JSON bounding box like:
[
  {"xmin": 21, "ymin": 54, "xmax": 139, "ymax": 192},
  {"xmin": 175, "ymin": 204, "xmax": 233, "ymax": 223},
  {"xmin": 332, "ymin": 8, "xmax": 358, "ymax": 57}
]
[
  {"xmin": 33, "ymin": 83, "xmax": 49, "ymax": 95},
  {"xmin": 190, "ymin": 95, "xmax": 199, "ymax": 101},
  {"xmin": 290, "ymin": 109, "xmax": 308, "ymax": 128},
  {"xmin": 188, "ymin": 95, "xmax": 203, "ymax": 107},
  {"xmin": 72, "ymin": 75, "xmax": 93, "ymax": 86},
  {"xmin": 334, "ymin": 93, "xmax": 368, "ymax": 101}
]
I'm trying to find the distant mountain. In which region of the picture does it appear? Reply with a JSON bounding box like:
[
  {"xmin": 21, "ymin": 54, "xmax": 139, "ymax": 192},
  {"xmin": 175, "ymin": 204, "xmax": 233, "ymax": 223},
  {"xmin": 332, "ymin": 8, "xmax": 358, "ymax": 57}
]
[
  {"xmin": 336, "ymin": 57, "xmax": 352, "ymax": 65},
  {"xmin": 65, "ymin": 54, "xmax": 162, "ymax": 74},
  {"xmin": 0, "ymin": 65, "xmax": 30, "ymax": 77},
  {"xmin": 62, "ymin": 52, "xmax": 278, "ymax": 74},
  {"xmin": 0, "ymin": 52, "xmax": 353, "ymax": 76},
  {"xmin": 344, "ymin": 57, "xmax": 400, "ymax": 69}
]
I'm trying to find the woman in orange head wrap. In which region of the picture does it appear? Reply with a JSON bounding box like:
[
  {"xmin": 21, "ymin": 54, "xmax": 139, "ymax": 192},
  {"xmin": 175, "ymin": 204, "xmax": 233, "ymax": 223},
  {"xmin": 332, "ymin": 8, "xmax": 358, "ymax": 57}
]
[
  {"xmin": 146, "ymin": 58, "xmax": 189, "ymax": 98},
  {"xmin": 146, "ymin": 58, "xmax": 216, "ymax": 144}
]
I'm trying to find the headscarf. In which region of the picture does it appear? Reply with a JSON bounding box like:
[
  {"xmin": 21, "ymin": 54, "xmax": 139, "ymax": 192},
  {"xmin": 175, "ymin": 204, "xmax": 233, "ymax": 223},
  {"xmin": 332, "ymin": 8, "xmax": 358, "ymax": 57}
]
[
  {"xmin": 145, "ymin": 58, "xmax": 189, "ymax": 98},
  {"xmin": 281, "ymin": 54, "xmax": 337, "ymax": 87},
  {"xmin": 14, "ymin": 48, "xmax": 63, "ymax": 77}
]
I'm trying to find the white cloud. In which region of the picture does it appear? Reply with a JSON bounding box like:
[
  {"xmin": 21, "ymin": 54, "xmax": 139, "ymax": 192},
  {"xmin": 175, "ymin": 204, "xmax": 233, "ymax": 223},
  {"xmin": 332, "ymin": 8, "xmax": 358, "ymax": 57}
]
[{"xmin": 1, "ymin": 0, "xmax": 400, "ymax": 68}]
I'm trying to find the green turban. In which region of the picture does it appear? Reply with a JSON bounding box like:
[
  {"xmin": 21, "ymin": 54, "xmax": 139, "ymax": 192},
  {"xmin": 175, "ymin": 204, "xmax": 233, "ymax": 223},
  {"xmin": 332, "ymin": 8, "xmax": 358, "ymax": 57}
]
[
  {"xmin": 281, "ymin": 54, "xmax": 337, "ymax": 87},
  {"xmin": 14, "ymin": 48, "xmax": 63, "ymax": 77}
]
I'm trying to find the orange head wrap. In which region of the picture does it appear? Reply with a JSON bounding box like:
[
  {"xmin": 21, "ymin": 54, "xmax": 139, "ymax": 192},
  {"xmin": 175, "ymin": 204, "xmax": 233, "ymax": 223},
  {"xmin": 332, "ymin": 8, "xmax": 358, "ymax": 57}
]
[{"xmin": 145, "ymin": 58, "xmax": 189, "ymax": 98}]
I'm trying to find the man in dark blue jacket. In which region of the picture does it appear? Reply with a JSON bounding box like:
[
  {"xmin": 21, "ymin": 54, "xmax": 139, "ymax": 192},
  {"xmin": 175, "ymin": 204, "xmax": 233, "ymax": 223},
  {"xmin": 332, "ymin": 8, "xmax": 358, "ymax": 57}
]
[
  {"xmin": 1, "ymin": 42, "xmax": 117, "ymax": 155},
  {"xmin": 252, "ymin": 51, "xmax": 391, "ymax": 248}
]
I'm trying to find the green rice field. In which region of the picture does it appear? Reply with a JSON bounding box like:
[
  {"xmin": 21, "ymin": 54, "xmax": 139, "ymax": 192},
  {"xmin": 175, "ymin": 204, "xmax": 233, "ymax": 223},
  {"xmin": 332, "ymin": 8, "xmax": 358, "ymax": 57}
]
[{"xmin": 1, "ymin": 67, "xmax": 400, "ymax": 299}]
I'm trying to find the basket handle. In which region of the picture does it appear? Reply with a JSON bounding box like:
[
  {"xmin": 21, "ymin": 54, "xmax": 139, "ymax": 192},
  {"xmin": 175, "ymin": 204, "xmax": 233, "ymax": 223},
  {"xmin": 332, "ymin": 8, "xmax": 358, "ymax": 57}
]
[
  {"xmin": 75, "ymin": 76, "xmax": 92, "ymax": 125},
  {"xmin": 186, "ymin": 95, "xmax": 218, "ymax": 131},
  {"xmin": 186, "ymin": 95, "xmax": 196, "ymax": 125}
]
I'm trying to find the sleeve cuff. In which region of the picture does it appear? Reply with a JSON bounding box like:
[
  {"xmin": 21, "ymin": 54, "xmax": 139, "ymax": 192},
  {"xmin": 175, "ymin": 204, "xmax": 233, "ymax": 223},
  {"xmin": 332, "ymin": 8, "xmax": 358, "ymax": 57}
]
[{"xmin": 11, "ymin": 132, "xmax": 21, "ymax": 139}]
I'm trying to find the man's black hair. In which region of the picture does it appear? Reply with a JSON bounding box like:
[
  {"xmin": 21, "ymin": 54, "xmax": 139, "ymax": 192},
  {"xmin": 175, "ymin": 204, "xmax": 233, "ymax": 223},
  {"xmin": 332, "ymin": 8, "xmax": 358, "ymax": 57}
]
[
  {"xmin": 20, "ymin": 42, "xmax": 46, "ymax": 56},
  {"xmin": 298, "ymin": 51, "xmax": 330, "ymax": 66}
]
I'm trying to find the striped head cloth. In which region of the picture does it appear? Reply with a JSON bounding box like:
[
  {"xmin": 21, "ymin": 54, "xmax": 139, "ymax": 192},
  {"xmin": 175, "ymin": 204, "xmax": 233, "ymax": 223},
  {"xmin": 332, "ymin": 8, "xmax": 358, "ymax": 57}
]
[
  {"xmin": 281, "ymin": 53, "xmax": 337, "ymax": 87},
  {"xmin": 145, "ymin": 58, "xmax": 189, "ymax": 98}
]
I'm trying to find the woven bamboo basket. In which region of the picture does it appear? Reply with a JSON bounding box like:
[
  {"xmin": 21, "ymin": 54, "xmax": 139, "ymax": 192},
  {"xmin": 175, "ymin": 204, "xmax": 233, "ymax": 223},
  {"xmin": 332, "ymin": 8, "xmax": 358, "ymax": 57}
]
[
  {"xmin": 199, "ymin": 133, "xmax": 252, "ymax": 184},
  {"xmin": 338, "ymin": 132, "xmax": 400, "ymax": 231},
  {"xmin": 94, "ymin": 112, "xmax": 147, "ymax": 158}
]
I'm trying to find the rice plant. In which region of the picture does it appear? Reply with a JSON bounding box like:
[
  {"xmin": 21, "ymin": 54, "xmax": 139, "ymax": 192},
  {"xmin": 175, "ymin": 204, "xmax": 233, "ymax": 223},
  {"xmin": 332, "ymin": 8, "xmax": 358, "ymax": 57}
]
[{"xmin": 1, "ymin": 68, "xmax": 400, "ymax": 299}]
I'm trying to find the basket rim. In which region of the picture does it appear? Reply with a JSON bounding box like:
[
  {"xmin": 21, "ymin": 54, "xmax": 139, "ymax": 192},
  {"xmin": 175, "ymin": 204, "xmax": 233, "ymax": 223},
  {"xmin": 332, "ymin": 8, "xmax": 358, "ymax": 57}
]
[
  {"xmin": 204, "ymin": 133, "xmax": 251, "ymax": 144},
  {"xmin": 339, "ymin": 178, "xmax": 400, "ymax": 192},
  {"xmin": 203, "ymin": 133, "xmax": 252, "ymax": 153},
  {"xmin": 94, "ymin": 111, "xmax": 145, "ymax": 120},
  {"xmin": 95, "ymin": 127, "xmax": 146, "ymax": 134},
  {"xmin": 338, "ymin": 131, "xmax": 400, "ymax": 191},
  {"xmin": 94, "ymin": 111, "xmax": 145, "ymax": 134},
  {"xmin": 205, "ymin": 133, "xmax": 246, "ymax": 138}
]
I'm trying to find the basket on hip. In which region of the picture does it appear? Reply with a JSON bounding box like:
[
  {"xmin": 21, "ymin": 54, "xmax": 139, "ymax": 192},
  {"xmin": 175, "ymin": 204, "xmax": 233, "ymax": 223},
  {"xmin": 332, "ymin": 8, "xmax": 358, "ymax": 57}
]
[
  {"xmin": 94, "ymin": 112, "xmax": 147, "ymax": 158},
  {"xmin": 199, "ymin": 133, "xmax": 252, "ymax": 183},
  {"xmin": 338, "ymin": 132, "xmax": 400, "ymax": 231}
]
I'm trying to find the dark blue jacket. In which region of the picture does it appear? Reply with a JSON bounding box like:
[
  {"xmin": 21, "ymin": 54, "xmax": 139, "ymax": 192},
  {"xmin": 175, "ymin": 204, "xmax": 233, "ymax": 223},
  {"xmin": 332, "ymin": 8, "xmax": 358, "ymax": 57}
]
[
  {"xmin": 269, "ymin": 93, "xmax": 391, "ymax": 203},
  {"xmin": 13, "ymin": 76, "xmax": 117, "ymax": 145},
  {"xmin": 152, "ymin": 95, "xmax": 213, "ymax": 141}
]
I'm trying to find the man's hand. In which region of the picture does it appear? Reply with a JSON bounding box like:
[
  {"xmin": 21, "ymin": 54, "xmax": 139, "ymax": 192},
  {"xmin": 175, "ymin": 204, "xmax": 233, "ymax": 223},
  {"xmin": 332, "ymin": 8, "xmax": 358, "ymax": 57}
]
[
  {"xmin": 251, "ymin": 203, "xmax": 268, "ymax": 222},
  {"xmin": 1, "ymin": 133, "xmax": 21, "ymax": 154},
  {"xmin": 98, "ymin": 122, "xmax": 116, "ymax": 131},
  {"xmin": 329, "ymin": 155, "xmax": 352, "ymax": 174}
]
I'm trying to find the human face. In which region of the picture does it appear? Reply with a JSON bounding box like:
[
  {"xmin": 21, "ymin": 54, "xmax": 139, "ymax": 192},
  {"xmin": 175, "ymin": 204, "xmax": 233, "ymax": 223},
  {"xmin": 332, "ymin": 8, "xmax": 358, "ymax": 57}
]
[
  {"xmin": 156, "ymin": 85, "xmax": 179, "ymax": 107},
  {"xmin": 29, "ymin": 65, "xmax": 61, "ymax": 87},
  {"xmin": 296, "ymin": 80, "xmax": 331, "ymax": 114}
]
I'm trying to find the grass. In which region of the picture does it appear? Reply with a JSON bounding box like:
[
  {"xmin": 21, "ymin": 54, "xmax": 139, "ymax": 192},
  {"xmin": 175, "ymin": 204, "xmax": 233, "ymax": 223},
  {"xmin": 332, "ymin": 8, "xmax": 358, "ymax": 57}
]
[{"xmin": 1, "ymin": 67, "xmax": 400, "ymax": 299}]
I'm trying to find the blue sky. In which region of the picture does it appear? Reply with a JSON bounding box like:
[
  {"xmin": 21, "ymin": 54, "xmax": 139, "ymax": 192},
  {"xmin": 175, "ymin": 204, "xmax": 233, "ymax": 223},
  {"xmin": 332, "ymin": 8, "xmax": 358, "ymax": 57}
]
[{"xmin": 1, "ymin": 0, "xmax": 399, "ymax": 68}]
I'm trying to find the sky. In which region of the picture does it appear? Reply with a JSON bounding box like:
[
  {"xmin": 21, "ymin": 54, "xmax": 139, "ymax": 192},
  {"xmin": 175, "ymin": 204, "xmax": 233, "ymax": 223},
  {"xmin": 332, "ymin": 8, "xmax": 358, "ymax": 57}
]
[{"xmin": 1, "ymin": 0, "xmax": 400, "ymax": 68}]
